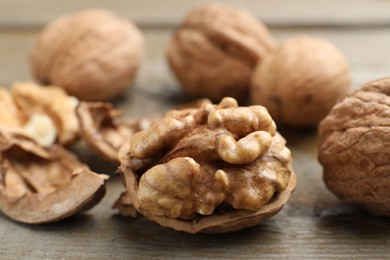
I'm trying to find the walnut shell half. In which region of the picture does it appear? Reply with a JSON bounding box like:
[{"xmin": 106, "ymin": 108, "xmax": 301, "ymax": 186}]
[
  {"xmin": 76, "ymin": 102, "xmax": 157, "ymax": 162},
  {"xmin": 0, "ymin": 130, "xmax": 108, "ymax": 224},
  {"xmin": 115, "ymin": 97, "xmax": 295, "ymax": 233},
  {"xmin": 319, "ymin": 78, "xmax": 390, "ymax": 216}
]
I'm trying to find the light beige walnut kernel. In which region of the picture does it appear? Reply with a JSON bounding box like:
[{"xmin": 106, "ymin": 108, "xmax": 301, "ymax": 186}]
[
  {"xmin": 167, "ymin": 3, "xmax": 275, "ymax": 101},
  {"xmin": 116, "ymin": 97, "xmax": 296, "ymax": 233},
  {"xmin": 0, "ymin": 82, "xmax": 80, "ymax": 146},
  {"xmin": 319, "ymin": 78, "xmax": 390, "ymax": 216},
  {"xmin": 30, "ymin": 9, "xmax": 143, "ymax": 101}
]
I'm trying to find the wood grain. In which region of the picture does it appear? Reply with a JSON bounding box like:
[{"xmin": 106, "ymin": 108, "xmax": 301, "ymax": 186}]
[
  {"xmin": 1, "ymin": 0, "xmax": 390, "ymax": 29},
  {"xmin": 0, "ymin": 2, "xmax": 390, "ymax": 258}
]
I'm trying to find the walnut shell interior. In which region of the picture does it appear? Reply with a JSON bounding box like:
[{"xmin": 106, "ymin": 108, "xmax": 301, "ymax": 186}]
[
  {"xmin": 76, "ymin": 102, "xmax": 157, "ymax": 162},
  {"xmin": 115, "ymin": 97, "xmax": 295, "ymax": 233},
  {"xmin": 0, "ymin": 130, "xmax": 108, "ymax": 224}
]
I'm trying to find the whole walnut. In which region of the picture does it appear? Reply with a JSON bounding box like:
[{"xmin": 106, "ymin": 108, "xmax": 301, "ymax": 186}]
[
  {"xmin": 30, "ymin": 9, "xmax": 143, "ymax": 101},
  {"xmin": 167, "ymin": 3, "xmax": 275, "ymax": 101},
  {"xmin": 115, "ymin": 97, "xmax": 296, "ymax": 233},
  {"xmin": 251, "ymin": 35, "xmax": 351, "ymax": 127},
  {"xmin": 319, "ymin": 78, "xmax": 390, "ymax": 216}
]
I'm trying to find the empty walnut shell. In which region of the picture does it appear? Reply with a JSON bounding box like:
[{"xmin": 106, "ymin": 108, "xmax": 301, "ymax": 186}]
[
  {"xmin": 0, "ymin": 130, "xmax": 108, "ymax": 224},
  {"xmin": 251, "ymin": 35, "xmax": 351, "ymax": 127},
  {"xmin": 76, "ymin": 102, "xmax": 156, "ymax": 162},
  {"xmin": 115, "ymin": 97, "xmax": 296, "ymax": 233},
  {"xmin": 167, "ymin": 3, "xmax": 275, "ymax": 101},
  {"xmin": 319, "ymin": 78, "xmax": 390, "ymax": 216},
  {"xmin": 30, "ymin": 9, "xmax": 143, "ymax": 101}
]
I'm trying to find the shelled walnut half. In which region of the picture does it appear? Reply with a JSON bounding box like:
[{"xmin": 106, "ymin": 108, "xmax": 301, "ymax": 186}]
[
  {"xmin": 0, "ymin": 130, "xmax": 108, "ymax": 224},
  {"xmin": 115, "ymin": 97, "xmax": 296, "ymax": 233}
]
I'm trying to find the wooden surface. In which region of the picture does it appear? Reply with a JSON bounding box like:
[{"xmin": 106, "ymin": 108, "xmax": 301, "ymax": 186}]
[{"xmin": 1, "ymin": 1, "xmax": 390, "ymax": 259}]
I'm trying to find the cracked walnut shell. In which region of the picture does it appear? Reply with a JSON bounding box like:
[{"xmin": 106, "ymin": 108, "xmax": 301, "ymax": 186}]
[
  {"xmin": 319, "ymin": 78, "xmax": 390, "ymax": 216},
  {"xmin": 0, "ymin": 130, "xmax": 108, "ymax": 224},
  {"xmin": 116, "ymin": 97, "xmax": 296, "ymax": 233},
  {"xmin": 30, "ymin": 9, "xmax": 143, "ymax": 101},
  {"xmin": 251, "ymin": 35, "xmax": 351, "ymax": 127},
  {"xmin": 167, "ymin": 3, "xmax": 275, "ymax": 101}
]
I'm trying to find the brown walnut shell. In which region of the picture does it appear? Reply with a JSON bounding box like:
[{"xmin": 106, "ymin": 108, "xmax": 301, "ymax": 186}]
[
  {"xmin": 167, "ymin": 3, "xmax": 275, "ymax": 101},
  {"xmin": 319, "ymin": 78, "xmax": 390, "ymax": 216},
  {"xmin": 251, "ymin": 35, "xmax": 351, "ymax": 127},
  {"xmin": 30, "ymin": 9, "xmax": 143, "ymax": 101},
  {"xmin": 115, "ymin": 97, "xmax": 295, "ymax": 233},
  {"xmin": 76, "ymin": 102, "xmax": 156, "ymax": 162},
  {"xmin": 0, "ymin": 130, "xmax": 108, "ymax": 224}
]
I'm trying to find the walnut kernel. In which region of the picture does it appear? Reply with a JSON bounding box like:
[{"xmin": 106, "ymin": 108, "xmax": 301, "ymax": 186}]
[{"xmin": 116, "ymin": 97, "xmax": 296, "ymax": 233}]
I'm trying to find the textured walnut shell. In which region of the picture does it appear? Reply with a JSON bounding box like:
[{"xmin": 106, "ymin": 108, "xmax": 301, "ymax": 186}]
[
  {"xmin": 76, "ymin": 102, "xmax": 155, "ymax": 162},
  {"xmin": 0, "ymin": 130, "xmax": 108, "ymax": 224},
  {"xmin": 30, "ymin": 9, "xmax": 143, "ymax": 101},
  {"xmin": 319, "ymin": 78, "xmax": 390, "ymax": 216},
  {"xmin": 115, "ymin": 98, "xmax": 295, "ymax": 233},
  {"xmin": 167, "ymin": 3, "xmax": 275, "ymax": 101},
  {"xmin": 251, "ymin": 35, "xmax": 351, "ymax": 127}
]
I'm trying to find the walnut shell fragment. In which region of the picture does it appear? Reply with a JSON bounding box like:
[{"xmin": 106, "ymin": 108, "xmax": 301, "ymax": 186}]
[
  {"xmin": 116, "ymin": 97, "xmax": 296, "ymax": 233},
  {"xmin": 167, "ymin": 3, "xmax": 275, "ymax": 101},
  {"xmin": 0, "ymin": 130, "xmax": 108, "ymax": 224},
  {"xmin": 319, "ymin": 78, "xmax": 390, "ymax": 216},
  {"xmin": 76, "ymin": 102, "xmax": 156, "ymax": 162}
]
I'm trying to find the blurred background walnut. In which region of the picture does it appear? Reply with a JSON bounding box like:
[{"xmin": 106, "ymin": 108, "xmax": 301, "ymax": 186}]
[
  {"xmin": 116, "ymin": 97, "xmax": 296, "ymax": 233},
  {"xmin": 319, "ymin": 78, "xmax": 390, "ymax": 216},
  {"xmin": 167, "ymin": 3, "xmax": 275, "ymax": 101},
  {"xmin": 251, "ymin": 35, "xmax": 351, "ymax": 127},
  {"xmin": 30, "ymin": 9, "xmax": 143, "ymax": 101}
]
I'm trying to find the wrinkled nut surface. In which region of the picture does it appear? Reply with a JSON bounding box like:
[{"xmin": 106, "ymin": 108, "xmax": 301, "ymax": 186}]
[
  {"xmin": 167, "ymin": 3, "xmax": 275, "ymax": 101},
  {"xmin": 0, "ymin": 82, "xmax": 79, "ymax": 146},
  {"xmin": 76, "ymin": 102, "xmax": 156, "ymax": 162},
  {"xmin": 319, "ymin": 78, "xmax": 390, "ymax": 216},
  {"xmin": 116, "ymin": 97, "xmax": 295, "ymax": 233},
  {"xmin": 30, "ymin": 9, "xmax": 143, "ymax": 101},
  {"xmin": 251, "ymin": 35, "xmax": 351, "ymax": 127},
  {"xmin": 0, "ymin": 130, "xmax": 108, "ymax": 224}
]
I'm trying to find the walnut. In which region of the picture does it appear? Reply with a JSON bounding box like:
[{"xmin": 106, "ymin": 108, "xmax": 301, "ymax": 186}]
[
  {"xmin": 0, "ymin": 82, "xmax": 79, "ymax": 146},
  {"xmin": 30, "ymin": 9, "xmax": 143, "ymax": 101},
  {"xmin": 76, "ymin": 102, "xmax": 156, "ymax": 162},
  {"xmin": 318, "ymin": 78, "xmax": 390, "ymax": 216},
  {"xmin": 167, "ymin": 3, "xmax": 275, "ymax": 101},
  {"xmin": 0, "ymin": 130, "xmax": 108, "ymax": 224},
  {"xmin": 116, "ymin": 97, "xmax": 296, "ymax": 233},
  {"xmin": 251, "ymin": 35, "xmax": 351, "ymax": 127}
]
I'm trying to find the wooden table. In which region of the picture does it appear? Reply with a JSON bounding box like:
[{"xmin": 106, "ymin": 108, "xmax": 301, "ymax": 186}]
[{"xmin": 1, "ymin": 1, "xmax": 389, "ymax": 259}]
